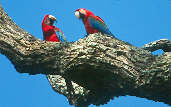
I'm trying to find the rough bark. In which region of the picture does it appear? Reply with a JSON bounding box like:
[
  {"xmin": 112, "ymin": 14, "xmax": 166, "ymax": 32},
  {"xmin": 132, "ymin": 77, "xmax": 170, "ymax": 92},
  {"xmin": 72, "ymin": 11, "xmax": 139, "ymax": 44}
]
[{"xmin": 0, "ymin": 5, "xmax": 171, "ymax": 107}]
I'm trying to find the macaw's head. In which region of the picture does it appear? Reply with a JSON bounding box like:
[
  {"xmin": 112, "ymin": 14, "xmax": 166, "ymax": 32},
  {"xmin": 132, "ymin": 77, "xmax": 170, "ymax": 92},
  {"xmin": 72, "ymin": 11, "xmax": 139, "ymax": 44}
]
[
  {"xmin": 43, "ymin": 15, "xmax": 57, "ymax": 26},
  {"xmin": 75, "ymin": 8, "xmax": 94, "ymax": 19}
]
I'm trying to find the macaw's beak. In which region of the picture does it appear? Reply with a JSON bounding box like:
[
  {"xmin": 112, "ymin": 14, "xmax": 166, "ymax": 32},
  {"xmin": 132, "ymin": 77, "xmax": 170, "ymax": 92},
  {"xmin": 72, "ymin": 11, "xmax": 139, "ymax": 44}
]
[
  {"xmin": 75, "ymin": 11, "xmax": 80, "ymax": 19},
  {"xmin": 49, "ymin": 19, "xmax": 55, "ymax": 25}
]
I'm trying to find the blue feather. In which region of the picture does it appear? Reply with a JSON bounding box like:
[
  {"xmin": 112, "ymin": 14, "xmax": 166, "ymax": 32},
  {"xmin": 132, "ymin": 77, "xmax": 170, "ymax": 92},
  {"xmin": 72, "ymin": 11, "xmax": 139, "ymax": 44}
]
[
  {"xmin": 88, "ymin": 16, "xmax": 114, "ymax": 36},
  {"xmin": 56, "ymin": 31, "xmax": 66, "ymax": 42}
]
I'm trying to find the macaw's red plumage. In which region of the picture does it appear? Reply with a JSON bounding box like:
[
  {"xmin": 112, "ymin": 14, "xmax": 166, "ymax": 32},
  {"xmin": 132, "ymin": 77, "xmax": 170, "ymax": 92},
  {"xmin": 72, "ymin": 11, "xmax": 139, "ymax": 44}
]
[
  {"xmin": 75, "ymin": 8, "xmax": 114, "ymax": 37},
  {"xmin": 42, "ymin": 15, "xmax": 66, "ymax": 42}
]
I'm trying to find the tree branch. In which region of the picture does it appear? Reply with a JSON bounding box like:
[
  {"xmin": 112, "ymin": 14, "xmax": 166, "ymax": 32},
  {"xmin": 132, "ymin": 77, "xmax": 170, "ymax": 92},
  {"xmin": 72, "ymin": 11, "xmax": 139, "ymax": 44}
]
[
  {"xmin": 141, "ymin": 39, "xmax": 171, "ymax": 52},
  {"xmin": 0, "ymin": 5, "xmax": 171, "ymax": 107}
]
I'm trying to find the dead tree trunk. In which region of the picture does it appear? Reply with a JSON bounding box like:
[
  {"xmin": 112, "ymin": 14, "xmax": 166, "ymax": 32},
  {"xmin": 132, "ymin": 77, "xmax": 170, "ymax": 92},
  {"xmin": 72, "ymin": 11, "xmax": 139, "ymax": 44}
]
[{"xmin": 0, "ymin": 5, "xmax": 171, "ymax": 107}]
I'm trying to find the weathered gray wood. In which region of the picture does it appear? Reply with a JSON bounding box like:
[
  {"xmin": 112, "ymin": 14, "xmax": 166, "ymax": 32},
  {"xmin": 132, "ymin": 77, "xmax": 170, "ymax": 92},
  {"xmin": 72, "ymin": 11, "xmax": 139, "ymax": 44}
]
[
  {"xmin": 0, "ymin": 5, "xmax": 170, "ymax": 107},
  {"xmin": 142, "ymin": 39, "xmax": 171, "ymax": 52}
]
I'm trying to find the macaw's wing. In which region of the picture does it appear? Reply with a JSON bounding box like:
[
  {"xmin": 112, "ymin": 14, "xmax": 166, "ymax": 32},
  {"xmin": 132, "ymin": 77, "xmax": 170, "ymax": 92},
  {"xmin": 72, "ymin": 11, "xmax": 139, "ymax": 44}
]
[
  {"xmin": 56, "ymin": 29, "xmax": 67, "ymax": 42},
  {"xmin": 88, "ymin": 16, "xmax": 114, "ymax": 36}
]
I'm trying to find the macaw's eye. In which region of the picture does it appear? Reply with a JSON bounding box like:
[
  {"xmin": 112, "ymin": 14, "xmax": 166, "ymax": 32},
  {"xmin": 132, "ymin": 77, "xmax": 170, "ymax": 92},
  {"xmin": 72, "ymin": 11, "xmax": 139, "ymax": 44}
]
[{"xmin": 79, "ymin": 9, "xmax": 86, "ymax": 15}]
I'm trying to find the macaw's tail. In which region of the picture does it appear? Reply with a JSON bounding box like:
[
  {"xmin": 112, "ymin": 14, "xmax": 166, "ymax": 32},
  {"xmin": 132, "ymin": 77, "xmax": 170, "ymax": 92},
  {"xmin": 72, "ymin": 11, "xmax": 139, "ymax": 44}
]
[{"xmin": 104, "ymin": 30, "xmax": 114, "ymax": 37}]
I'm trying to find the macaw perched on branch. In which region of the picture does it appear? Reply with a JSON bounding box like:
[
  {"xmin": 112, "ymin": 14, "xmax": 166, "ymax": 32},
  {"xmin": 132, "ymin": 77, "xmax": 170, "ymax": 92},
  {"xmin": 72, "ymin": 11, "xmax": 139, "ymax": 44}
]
[
  {"xmin": 75, "ymin": 8, "xmax": 114, "ymax": 37},
  {"xmin": 42, "ymin": 15, "xmax": 66, "ymax": 42}
]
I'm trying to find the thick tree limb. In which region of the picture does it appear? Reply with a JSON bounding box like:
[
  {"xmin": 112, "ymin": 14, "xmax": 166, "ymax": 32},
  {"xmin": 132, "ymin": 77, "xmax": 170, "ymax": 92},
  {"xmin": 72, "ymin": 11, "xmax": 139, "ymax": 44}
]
[
  {"xmin": 141, "ymin": 39, "xmax": 171, "ymax": 52},
  {"xmin": 0, "ymin": 5, "xmax": 171, "ymax": 107}
]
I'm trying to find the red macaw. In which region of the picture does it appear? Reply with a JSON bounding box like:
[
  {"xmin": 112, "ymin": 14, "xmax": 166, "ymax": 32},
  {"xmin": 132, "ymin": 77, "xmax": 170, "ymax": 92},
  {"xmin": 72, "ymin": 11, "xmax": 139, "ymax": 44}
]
[
  {"xmin": 75, "ymin": 8, "xmax": 114, "ymax": 36},
  {"xmin": 42, "ymin": 15, "xmax": 66, "ymax": 42}
]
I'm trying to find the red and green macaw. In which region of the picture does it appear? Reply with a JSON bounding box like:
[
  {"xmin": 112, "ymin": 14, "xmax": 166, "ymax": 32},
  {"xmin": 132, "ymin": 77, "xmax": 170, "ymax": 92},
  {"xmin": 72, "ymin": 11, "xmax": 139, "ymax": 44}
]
[
  {"xmin": 42, "ymin": 15, "xmax": 66, "ymax": 42},
  {"xmin": 75, "ymin": 8, "xmax": 114, "ymax": 37}
]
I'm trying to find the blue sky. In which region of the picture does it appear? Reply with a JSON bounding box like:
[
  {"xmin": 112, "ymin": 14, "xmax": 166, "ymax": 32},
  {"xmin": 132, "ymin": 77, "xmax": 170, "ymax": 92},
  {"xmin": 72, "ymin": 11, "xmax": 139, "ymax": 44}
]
[{"xmin": 0, "ymin": 0, "xmax": 171, "ymax": 107}]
